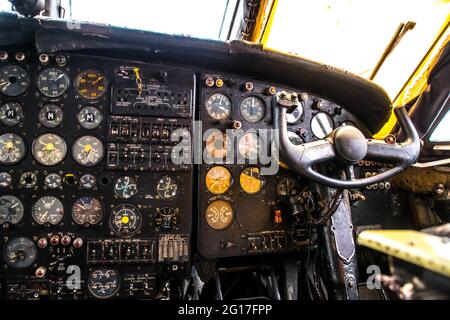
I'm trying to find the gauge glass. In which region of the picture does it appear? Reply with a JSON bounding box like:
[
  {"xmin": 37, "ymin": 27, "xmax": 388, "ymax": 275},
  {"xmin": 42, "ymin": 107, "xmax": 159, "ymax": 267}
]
[
  {"xmin": 32, "ymin": 133, "xmax": 67, "ymax": 166},
  {"xmin": 77, "ymin": 106, "xmax": 103, "ymax": 129},
  {"xmin": 287, "ymin": 131, "xmax": 304, "ymax": 146},
  {"xmin": 32, "ymin": 196, "xmax": 64, "ymax": 225},
  {"xmin": 109, "ymin": 204, "xmax": 142, "ymax": 237},
  {"xmin": 3, "ymin": 237, "xmax": 37, "ymax": 269},
  {"xmin": 156, "ymin": 175, "xmax": 178, "ymax": 200},
  {"xmin": 87, "ymin": 268, "xmax": 120, "ymax": 299},
  {"xmin": 0, "ymin": 102, "xmax": 24, "ymax": 126},
  {"xmin": 114, "ymin": 176, "xmax": 138, "ymax": 199},
  {"xmin": 286, "ymin": 103, "xmax": 304, "ymax": 124},
  {"xmin": 44, "ymin": 173, "xmax": 62, "ymax": 189},
  {"xmin": 0, "ymin": 172, "xmax": 12, "ymax": 187},
  {"xmin": 74, "ymin": 69, "xmax": 107, "ymax": 100},
  {"xmin": 38, "ymin": 104, "xmax": 63, "ymax": 128},
  {"xmin": 0, "ymin": 195, "xmax": 24, "ymax": 225},
  {"xmin": 238, "ymin": 132, "xmax": 260, "ymax": 160},
  {"xmin": 205, "ymin": 130, "xmax": 230, "ymax": 159},
  {"xmin": 37, "ymin": 68, "xmax": 70, "ymax": 98},
  {"xmin": 80, "ymin": 173, "xmax": 96, "ymax": 189},
  {"xmin": 71, "ymin": 197, "xmax": 103, "ymax": 225},
  {"xmin": 205, "ymin": 166, "xmax": 232, "ymax": 195},
  {"xmin": 205, "ymin": 200, "xmax": 234, "ymax": 230},
  {"xmin": 240, "ymin": 96, "xmax": 266, "ymax": 123},
  {"xmin": 276, "ymin": 177, "xmax": 299, "ymax": 197},
  {"xmin": 0, "ymin": 65, "xmax": 30, "ymax": 97},
  {"xmin": 311, "ymin": 112, "xmax": 334, "ymax": 139},
  {"xmin": 72, "ymin": 136, "xmax": 104, "ymax": 167},
  {"xmin": 205, "ymin": 93, "xmax": 232, "ymax": 120},
  {"xmin": 155, "ymin": 207, "xmax": 179, "ymax": 231},
  {"xmin": 240, "ymin": 167, "xmax": 264, "ymax": 194},
  {"xmin": 0, "ymin": 133, "xmax": 26, "ymax": 165},
  {"xmin": 19, "ymin": 171, "xmax": 37, "ymax": 188}
]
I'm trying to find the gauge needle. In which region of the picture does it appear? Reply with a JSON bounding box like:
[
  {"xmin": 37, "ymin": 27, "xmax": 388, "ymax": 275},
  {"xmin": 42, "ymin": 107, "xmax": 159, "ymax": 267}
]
[
  {"xmin": 77, "ymin": 203, "xmax": 87, "ymax": 210},
  {"xmin": 93, "ymin": 76, "xmax": 103, "ymax": 84},
  {"xmin": 1, "ymin": 82, "xmax": 10, "ymax": 91}
]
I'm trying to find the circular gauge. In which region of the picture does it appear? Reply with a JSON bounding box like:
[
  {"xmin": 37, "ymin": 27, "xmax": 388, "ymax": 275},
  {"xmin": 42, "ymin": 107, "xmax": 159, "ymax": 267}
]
[
  {"xmin": 19, "ymin": 171, "xmax": 37, "ymax": 188},
  {"xmin": 32, "ymin": 196, "xmax": 64, "ymax": 225},
  {"xmin": 276, "ymin": 177, "xmax": 300, "ymax": 197},
  {"xmin": 205, "ymin": 130, "xmax": 230, "ymax": 159},
  {"xmin": 205, "ymin": 93, "xmax": 232, "ymax": 120},
  {"xmin": 71, "ymin": 197, "xmax": 103, "ymax": 225},
  {"xmin": 44, "ymin": 173, "xmax": 62, "ymax": 189},
  {"xmin": 109, "ymin": 204, "xmax": 142, "ymax": 237},
  {"xmin": 205, "ymin": 166, "xmax": 232, "ymax": 195},
  {"xmin": 0, "ymin": 102, "xmax": 24, "ymax": 126},
  {"xmin": 0, "ymin": 195, "xmax": 24, "ymax": 225},
  {"xmin": 238, "ymin": 131, "xmax": 260, "ymax": 160},
  {"xmin": 74, "ymin": 69, "xmax": 107, "ymax": 100},
  {"xmin": 3, "ymin": 237, "xmax": 37, "ymax": 269},
  {"xmin": 114, "ymin": 176, "xmax": 138, "ymax": 199},
  {"xmin": 156, "ymin": 175, "xmax": 178, "ymax": 200},
  {"xmin": 32, "ymin": 133, "xmax": 67, "ymax": 166},
  {"xmin": 311, "ymin": 112, "xmax": 334, "ymax": 139},
  {"xmin": 37, "ymin": 67, "xmax": 70, "ymax": 98},
  {"xmin": 77, "ymin": 106, "xmax": 103, "ymax": 130},
  {"xmin": 72, "ymin": 136, "xmax": 104, "ymax": 167},
  {"xmin": 87, "ymin": 268, "xmax": 120, "ymax": 299},
  {"xmin": 240, "ymin": 96, "xmax": 266, "ymax": 123},
  {"xmin": 80, "ymin": 173, "xmax": 96, "ymax": 189},
  {"xmin": 155, "ymin": 207, "xmax": 179, "ymax": 231},
  {"xmin": 240, "ymin": 167, "xmax": 264, "ymax": 194},
  {"xmin": 287, "ymin": 131, "xmax": 304, "ymax": 145},
  {"xmin": 0, "ymin": 65, "xmax": 30, "ymax": 97},
  {"xmin": 286, "ymin": 103, "xmax": 304, "ymax": 124},
  {"xmin": 38, "ymin": 104, "xmax": 63, "ymax": 128},
  {"xmin": 205, "ymin": 200, "xmax": 234, "ymax": 230},
  {"xmin": 0, "ymin": 172, "xmax": 12, "ymax": 187},
  {"xmin": 0, "ymin": 133, "xmax": 26, "ymax": 165}
]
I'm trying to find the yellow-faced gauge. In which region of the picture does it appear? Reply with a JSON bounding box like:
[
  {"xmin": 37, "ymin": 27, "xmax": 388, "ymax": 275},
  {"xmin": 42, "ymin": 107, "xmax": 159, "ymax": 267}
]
[
  {"xmin": 240, "ymin": 167, "xmax": 264, "ymax": 194},
  {"xmin": 205, "ymin": 200, "xmax": 234, "ymax": 230},
  {"xmin": 205, "ymin": 166, "xmax": 232, "ymax": 195},
  {"xmin": 74, "ymin": 69, "xmax": 107, "ymax": 100}
]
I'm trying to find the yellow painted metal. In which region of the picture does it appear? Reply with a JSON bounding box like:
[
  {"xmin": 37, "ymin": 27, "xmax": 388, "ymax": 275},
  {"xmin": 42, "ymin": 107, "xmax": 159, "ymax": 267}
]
[{"xmin": 358, "ymin": 230, "xmax": 450, "ymax": 278}]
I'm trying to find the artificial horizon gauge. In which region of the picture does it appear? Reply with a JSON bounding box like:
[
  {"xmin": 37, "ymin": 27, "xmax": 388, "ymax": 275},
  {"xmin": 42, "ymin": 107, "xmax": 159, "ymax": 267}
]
[
  {"xmin": 205, "ymin": 200, "xmax": 234, "ymax": 230},
  {"xmin": 71, "ymin": 196, "xmax": 103, "ymax": 225},
  {"xmin": 109, "ymin": 204, "xmax": 142, "ymax": 237},
  {"xmin": 79, "ymin": 173, "xmax": 96, "ymax": 189},
  {"xmin": 0, "ymin": 133, "xmax": 26, "ymax": 165},
  {"xmin": 154, "ymin": 207, "xmax": 179, "ymax": 231},
  {"xmin": 205, "ymin": 130, "xmax": 230, "ymax": 158},
  {"xmin": 37, "ymin": 67, "xmax": 70, "ymax": 98},
  {"xmin": 114, "ymin": 176, "xmax": 138, "ymax": 199},
  {"xmin": 311, "ymin": 112, "xmax": 334, "ymax": 139},
  {"xmin": 0, "ymin": 102, "xmax": 24, "ymax": 126},
  {"xmin": 0, "ymin": 65, "xmax": 30, "ymax": 97},
  {"xmin": 3, "ymin": 237, "xmax": 37, "ymax": 269},
  {"xmin": 239, "ymin": 167, "xmax": 264, "ymax": 194},
  {"xmin": 44, "ymin": 172, "xmax": 62, "ymax": 189},
  {"xmin": 205, "ymin": 92, "xmax": 232, "ymax": 120},
  {"xmin": 72, "ymin": 135, "xmax": 104, "ymax": 167},
  {"xmin": 19, "ymin": 171, "xmax": 37, "ymax": 188},
  {"xmin": 87, "ymin": 268, "xmax": 120, "ymax": 299},
  {"xmin": 32, "ymin": 196, "xmax": 64, "ymax": 225},
  {"xmin": 77, "ymin": 106, "xmax": 103, "ymax": 129},
  {"xmin": 32, "ymin": 133, "xmax": 67, "ymax": 166},
  {"xmin": 74, "ymin": 69, "xmax": 108, "ymax": 100},
  {"xmin": 238, "ymin": 131, "xmax": 260, "ymax": 160},
  {"xmin": 156, "ymin": 175, "xmax": 178, "ymax": 200},
  {"xmin": 286, "ymin": 103, "xmax": 303, "ymax": 124},
  {"xmin": 38, "ymin": 104, "xmax": 63, "ymax": 128},
  {"xmin": 276, "ymin": 177, "xmax": 300, "ymax": 197},
  {"xmin": 0, "ymin": 171, "xmax": 12, "ymax": 187},
  {"xmin": 205, "ymin": 166, "xmax": 232, "ymax": 195},
  {"xmin": 0, "ymin": 195, "xmax": 24, "ymax": 225},
  {"xmin": 240, "ymin": 96, "xmax": 266, "ymax": 123}
]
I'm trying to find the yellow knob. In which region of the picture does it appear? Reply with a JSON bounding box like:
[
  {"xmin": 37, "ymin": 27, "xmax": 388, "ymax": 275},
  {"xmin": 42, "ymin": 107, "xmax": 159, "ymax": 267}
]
[
  {"xmin": 83, "ymin": 144, "xmax": 92, "ymax": 152},
  {"xmin": 44, "ymin": 143, "xmax": 55, "ymax": 152},
  {"xmin": 5, "ymin": 141, "xmax": 14, "ymax": 150},
  {"xmin": 121, "ymin": 216, "xmax": 129, "ymax": 224}
]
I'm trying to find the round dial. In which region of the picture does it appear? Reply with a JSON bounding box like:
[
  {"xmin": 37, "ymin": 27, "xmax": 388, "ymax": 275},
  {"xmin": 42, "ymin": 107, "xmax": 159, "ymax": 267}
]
[
  {"xmin": 3, "ymin": 237, "xmax": 37, "ymax": 269},
  {"xmin": 0, "ymin": 172, "xmax": 12, "ymax": 187},
  {"xmin": 205, "ymin": 200, "xmax": 234, "ymax": 230},
  {"xmin": 311, "ymin": 112, "xmax": 334, "ymax": 139},
  {"xmin": 0, "ymin": 133, "xmax": 26, "ymax": 165},
  {"xmin": 71, "ymin": 197, "xmax": 103, "ymax": 225},
  {"xmin": 77, "ymin": 106, "xmax": 103, "ymax": 130},
  {"xmin": 32, "ymin": 196, "xmax": 64, "ymax": 225},
  {"xmin": 154, "ymin": 207, "xmax": 179, "ymax": 231},
  {"xmin": 38, "ymin": 104, "xmax": 63, "ymax": 128},
  {"xmin": 240, "ymin": 96, "xmax": 266, "ymax": 123},
  {"xmin": 37, "ymin": 68, "xmax": 70, "ymax": 98},
  {"xmin": 205, "ymin": 166, "xmax": 232, "ymax": 195},
  {"xmin": 72, "ymin": 136, "xmax": 104, "ymax": 167},
  {"xmin": 276, "ymin": 177, "xmax": 299, "ymax": 197},
  {"xmin": 286, "ymin": 103, "xmax": 304, "ymax": 124},
  {"xmin": 87, "ymin": 268, "xmax": 120, "ymax": 299},
  {"xmin": 156, "ymin": 175, "xmax": 178, "ymax": 200},
  {"xmin": 80, "ymin": 173, "xmax": 96, "ymax": 189},
  {"xmin": 287, "ymin": 131, "xmax": 304, "ymax": 146},
  {"xmin": 74, "ymin": 69, "xmax": 107, "ymax": 100},
  {"xmin": 0, "ymin": 195, "xmax": 24, "ymax": 225},
  {"xmin": 44, "ymin": 173, "xmax": 62, "ymax": 189},
  {"xmin": 238, "ymin": 132, "xmax": 260, "ymax": 160},
  {"xmin": 0, "ymin": 102, "xmax": 24, "ymax": 126},
  {"xmin": 32, "ymin": 133, "xmax": 67, "ymax": 166},
  {"xmin": 205, "ymin": 130, "xmax": 229, "ymax": 159},
  {"xmin": 0, "ymin": 65, "xmax": 30, "ymax": 97},
  {"xmin": 109, "ymin": 204, "xmax": 142, "ymax": 237},
  {"xmin": 114, "ymin": 176, "xmax": 138, "ymax": 199},
  {"xmin": 240, "ymin": 167, "xmax": 264, "ymax": 194},
  {"xmin": 20, "ymin": 171, "xmax": 37, "ymax": 188},
  {"xmin": 205, "ymin": 93, "xmax": 232, "ymax": 120}
]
